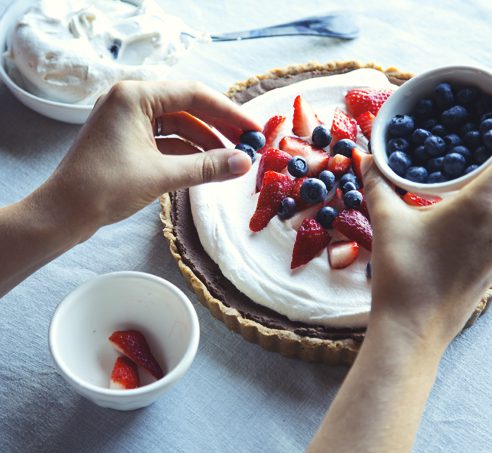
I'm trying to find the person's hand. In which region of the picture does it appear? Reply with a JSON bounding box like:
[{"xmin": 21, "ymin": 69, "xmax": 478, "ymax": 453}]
[
  {"xmin": 43, "ymin": 80, "xmax": 261, "ymax": 237},
  {"xmin": 363, "ymin": 156, "xmax": 492, "ymax": 349}
]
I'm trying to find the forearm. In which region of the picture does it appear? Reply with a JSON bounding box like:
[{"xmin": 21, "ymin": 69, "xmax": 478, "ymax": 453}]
[
  {"xmin": 308, "ymin": 312, "xmax": 445, "ymax": 453},
  {"xmin": 0, "ymin": 178, "xmax": 97, "ymax": 297}
]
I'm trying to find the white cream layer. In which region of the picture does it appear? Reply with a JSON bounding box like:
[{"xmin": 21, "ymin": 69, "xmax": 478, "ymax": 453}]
[
  {"xmin": 190, "ymin": 69, "xmax": 397, "ymax": 328},
  {"xmin": 5, "ymin": 0, "xmax": 209, "ymax": 104}
]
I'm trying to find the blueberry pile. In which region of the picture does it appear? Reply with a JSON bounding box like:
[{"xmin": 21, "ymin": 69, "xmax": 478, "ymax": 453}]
[
  {"xmin": 236, "ymin": 131, "xmax": 266, "ymax": 162},
  {"xmin": 386, "ymin": 82, "xmax": 492, "ymax": 183}
]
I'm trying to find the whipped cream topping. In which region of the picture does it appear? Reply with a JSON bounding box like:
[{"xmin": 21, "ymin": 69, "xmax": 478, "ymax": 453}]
[
  {"xmin": 190, "ymin": 69, "xmax": 398, "ymax": 328},
  {"xmin": 5, "ymin": 0, "xmax": 209, "ymax": 104}
]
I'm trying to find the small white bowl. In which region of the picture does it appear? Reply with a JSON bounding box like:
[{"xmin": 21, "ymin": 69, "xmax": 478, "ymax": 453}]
[
  {"xmin": 49, "ymin": 271, "xmax": 199, "ymax": 411},
  {"xmin": 371, "ymin": 65, "xmax": 492, "ymax": 195},
  {"xmin": 0, "ymin": 0, "xmax": 93, "ymax": 124}
]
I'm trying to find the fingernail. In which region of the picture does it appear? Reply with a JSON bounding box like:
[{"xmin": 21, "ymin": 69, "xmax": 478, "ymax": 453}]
[
  {"xmin": 228, "ymin": 152, "xmax": 251, "ymax": 175},
  {"xmin": 360, "ymin": 154, "xmax": 373, "ymax": 177}
]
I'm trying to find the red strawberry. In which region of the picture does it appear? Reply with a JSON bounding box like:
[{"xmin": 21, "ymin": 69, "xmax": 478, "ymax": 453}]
[
  {"xmin": 290, "ymin": 177, "xmax": 309, "ymax": 210},
  {"xmin": 345, "ymin": 88, "xmax": 394, "ymax": 117},
  {"xmin": 327, "ymin": 154, "xmax": 352, "ymax": 177},
  {"xmin": 357, "ymin": 195, "xmax": 371, "ymax": 221},
  {"xmin": 330, "ymin": 108, "xmax": 357, "ymax": 143},
  {"xmin": 256, "ymin": 147, "xmax": 291, "ymax": 191},
  {"xmin": 328, "ymin": 241, "xmax": 360, "ymax": 269},
  {"xmin": 356, "ymin": 111, "xmax": 375, "ymax": 139},
  {"xmin": 292, "ymin": 95, "xmax": 322, "ymax": 137},
  {"xmin": 351, "ymin": 147, "xmax": 368, "ymax": 183},
  {"xmin": 250, "ymin": 171, "xmax": 294, "ymax": 232},
  {"xmin": 402, "ymin": 192, "xmax": 442, "ymax": 207},
  {"xmin": 279, "ymin": 136, "xmax": 329, "ymax": 176},
  {"xmin": 260, "ymin": 115, "xmax": 286, "ymax": 152},
  {"xmin": 110, "ymin": 356, "xmax": 140, "ymax": 390},
  {"xmin": 332, "ymin": 209, "xmax": 373, "ymax": 251},
  {"xmin": 326, "ymin": 187, "xmax": 345, "ymax": 212},
  {"xmin": 291, "ymin": 218, "xmax": 330, "ymax": 269},
  {"xmin": 109, "ymin": 330, "xmax": 165, "ymax": 379}
]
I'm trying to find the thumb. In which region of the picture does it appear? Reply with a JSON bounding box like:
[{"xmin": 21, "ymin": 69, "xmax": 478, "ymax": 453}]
[{"xmin": 159, "ymin": 148, "xmax": 252, "ymax": 190}]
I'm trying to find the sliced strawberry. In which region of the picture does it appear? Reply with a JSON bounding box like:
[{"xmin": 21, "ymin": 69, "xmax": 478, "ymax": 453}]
[
  {"xmin": 250, "ymin": 171, "xmax": 294, "ymax": 232},
  {"xmin": 291, "ymin": 218, "xmax": 330, "ymax": 269},
  {"xmin": 345, "ymin": 88, "xmax": 394, "ymax": 117},
  {"xmin": 109, "ymin": 330, "xmax": 165, "ymax": 379},
  {"xmin": 279, "ymin": 136, "xmax": 329, "ymax": 176},
  {"xmin": 332, "ymin": 209, "xmax": 373, "ymax": 251},
  {"xmin": 357, "ymin": 195, "xmax": 371, "ymax": 221},
  {"xmin": 327, "ymin": 154, "xmax": 352, "ymax": 177},
  {"xmin": 292, "ymin": 95, "xmax": 322, "ymax": 137},
  {"xmin": 326, "ymin": 188, "xmax": 345, "ymax": 212},
  {"xmin": 260, "ymin": 115, "xmax": 286, "ymax": 152},
  {"xmin": 402, "ymin": 192, "xmax": 442, "ymax": 207},
  {"xmin": 328, "ymin": 241, "xmax": 360, "ymax": 269},
  {"xmin": 330, "ymin": 108, "xmax": 357, "ymax": 143},
  {"xmin": 290, "ymin": 176, "xmax": 309, "ymax": 210},
  {"xmin": 351, "ymin": 147, "xmax": 368, "ymax": 183},
  {"xmin": 356, "ymin": 111, "xmax": 375, "ymax": 139},
  {"xmin": 110, "ymin": 356, "xmax": 140, "ymax": 390},
  {"xmin": 256, "ymin": 147, "xmax": 291, "ymax": 191}
]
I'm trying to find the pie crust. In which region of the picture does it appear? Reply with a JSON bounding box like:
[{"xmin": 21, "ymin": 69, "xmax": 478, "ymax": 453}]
[{"xmin": 160, "ymin": 61, "xmax": 492, "ymax": 365}]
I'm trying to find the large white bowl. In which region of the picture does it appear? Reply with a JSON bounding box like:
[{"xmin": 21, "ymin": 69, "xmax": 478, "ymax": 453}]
[
  {"xmin": 371, "ymin": 65, "xmax": 492, "ymax": 195},
  {"xmin": 49, "ymin": 271, "xmax": 200, "ymax": 411},
  {"xmin": 0, "ymin": 0, "xmax": 93, "ymax": 124}
]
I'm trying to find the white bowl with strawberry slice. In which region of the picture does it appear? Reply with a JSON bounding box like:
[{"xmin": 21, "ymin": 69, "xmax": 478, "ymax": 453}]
[{"xmin": 49, "ymin": 271, "xmax": 199, "ymax": 411}]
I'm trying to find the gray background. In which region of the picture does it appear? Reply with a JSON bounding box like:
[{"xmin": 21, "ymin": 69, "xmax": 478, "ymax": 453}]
[{"xmin": 1, "ymin": 0, "xmax": 491, "ymax": 452}]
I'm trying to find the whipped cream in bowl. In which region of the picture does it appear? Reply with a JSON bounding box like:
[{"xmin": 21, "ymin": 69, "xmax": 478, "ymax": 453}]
[{"xmin": 0, "ymin": 0, "xmax": 209, "ymax": 123}]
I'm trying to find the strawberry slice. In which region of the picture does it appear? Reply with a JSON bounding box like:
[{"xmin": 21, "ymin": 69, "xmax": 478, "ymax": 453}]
[
  {"xmin": 357, "ymin": 194, "xmax": 371, "ymax": 221},
  {"xmin": 327, "ymin": 154, "xmax": 352, "ymax": 177},
  {"xmin": 356, "ymin": 111, "xmax": 375, "ymax": 139},
  {"xmin": 345, "ymin": 88, "xmax": 394, "ymax": 117},
  {"xmin": 256, "ymin": 147, "xmax": 291, "ymax": 191},
  {"xmin": 291, "ymin": 218, "xmax": 330, "ymax": 269},
  {"xmin": 290, "ymin": 176, "xmax": 309, "ymax": 210},
  {"xmin": 109, "ymin": 330, "xmax": 165, "ymax": 379},
  {"xmin": 279, "ymin": 136, "xmax": 329, "ymax": 176},
  {"xmin": 351, "ymin": 147, "xmax": 367, "ymax": 183},
  {"xmin": 328, "ymin": 241, "xmax": 360, "ymax": 269},
  {"xmin": 330, "ymin": 108, "xmax": 357, "ymax": 143},
  {"xmin": 110, "ymin": 356, "xmax": 140, "ymax": 390},
  {"xmin": 292, "ymin": 95, "xmax": 322, "ymax": 137},
  {"xmin": 402, "ymin": 192, "xmax": 442, "ymax": 207},
  {"xmin": 332, "ymin": 209, "xmax": 373, "ymax": 251},
  {"xmin": 250, "ymin": 171, "xmax": 294, "ymax": 232},
  {"xmin": 260, "ymin": 115, "xmax": 287, "ymax": 152}
]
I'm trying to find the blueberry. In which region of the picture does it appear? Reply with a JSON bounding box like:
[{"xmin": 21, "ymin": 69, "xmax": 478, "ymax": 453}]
[
  {"xmin": 366, "ymin": 262, "xmax": 372, "ymax": 279},
  {"xmin": 465, "ymin": 164, "xmax": 479, "ymax": 174},
  {"xmin": 405, "ymin": 166, "xmax": 428, "ymax": 183},
  {"xmin": 109, "ymin": 39, "xmax": 122, "ymax": 59},
  {"xmin": 473, "ymin": 146, "xmax": 491, "ymax": 164},
  {"xmin": 480, "ymin": 112, "xmax": 492, "ymax": 123},
  {"xmin": 387, "ymin": 137, "xmax": 411, "ymax": 153},
  {"xmin": 287, "ymin": 156, "xmax": 308, "ymax": 177},
  {"xmin": 316, "ymin": 206, "xmax": 338, "ymax": 229},
  {"xmin": 300, "ymin": 178, "xmax": 328, "ymax": 204},
  {"xmin": 312, "ymin": 125, "xmax": 332, "ymax": 148},
  {"xmin": 427, "ymin": 171, "xmax": 447, "ymax": 183},
  {"xmin": 456, "ymin": 87, "xmax": 478, "ymax": 105},
  {"xmin": 480, "ymin": 118, "xmax": 492, "ymax": 135},
  {"xmin": 441, "ymin": 105, "xmax": 469, "ymax": 128},
  {"xmin": 333, "ymin": 139, "xmax": 357, "ymax": 157},
  {"xmin": 422, "ymin": 118, "xmax": 438, "ymax": 130},
  {"xmin": 388, "ymin": 114, "xmax": 415, "ymax": 137},
  {"xmin": 443, "ymin": 152, "xmax": 467, "ymax": 178},
  {"xmin": 342, "ymin": 181, "xmax": 358, "ymax": 193},
  {"xmin": 451, "ymin": 145, "xmax": 471, "ymax": 162},
  {"xmin": 443, "ymin": 133, "xmax": 461, "ymax": 148},
  {"xmin": 412, "ymin": 146, "xmax": 428, "ymax": 165},
  {"xmin": 339, "ymin": 173, "xmax": 359, "ymax": 188},
  {"xmin": 388, "ymin": 151, "xmax": 412, "ymax": 176},
  {"xmin": 474, "ymin": 96, "xmax": 492, "ymax": 119},
  {"xmin": 277, "ymin": 197, "xmax": 297, "ymax": 220},
  {"xmin": 239, "ymin": 131, "xmax": 266, "ymax": 151},
  {"xmin": 484, "ymin": 130, "xmax": 492, "ymax": 151},
  {"xmin": 235, "ymin": 143, "xmax": 257, "ymax": 162},
  {"xmin": 433, "ymin": 82, "xmax": 454, "ymax": 110},
  {"xmin": 431, "ymin": 124, "xmax": 447, "ymax": 137},
  {"xmin": 412, "ymin": 128, "xmax": 431, "ymax": 145},
  {"xmin": 460, "ymin": 122, "xmax": 477, "ymax": 136},
  {"xmin": 318, "ymin": 170, "xmax": 336, "ymax": 191},
  {"xmin": 413, "ymin": 98, "xmax": 435, "ymax": 118},
  {"xmin": 343, "ymin": 190, "xmax": 363, "ymax": 208},
  {"xmin": 424, "ymin": 135, "xmax": 446, "ymax": 157},
  {"xmin": 426, "ymin": 156, "xmax": 444, "ymax": 173},
  {"xmin": 463, "ymin": 130, "xmax": 481, "ymax": 149}
]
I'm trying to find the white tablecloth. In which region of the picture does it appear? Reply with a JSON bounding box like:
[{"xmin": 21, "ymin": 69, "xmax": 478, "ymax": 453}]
[{"xmin": 1, "ymin": 1, "xmax": 491, "ymax": 452}]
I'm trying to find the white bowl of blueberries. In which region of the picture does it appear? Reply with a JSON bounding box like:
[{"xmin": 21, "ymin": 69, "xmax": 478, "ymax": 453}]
[{"xmin": 371, "ymin": 66, "xmax": 492, "ymax": 195}]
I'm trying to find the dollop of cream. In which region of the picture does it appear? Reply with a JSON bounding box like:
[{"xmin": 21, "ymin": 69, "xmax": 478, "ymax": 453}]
[
  {"xmin": 190, "ymin": 69, "xmax": 397, "ymax": 328},
  {"xmin": 5, "ymin": 0, "xmax": 209, "ymax": 104}
]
